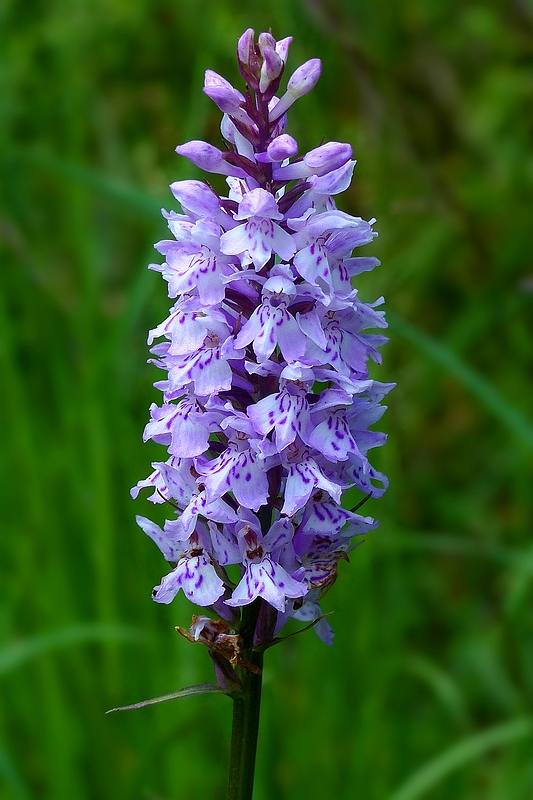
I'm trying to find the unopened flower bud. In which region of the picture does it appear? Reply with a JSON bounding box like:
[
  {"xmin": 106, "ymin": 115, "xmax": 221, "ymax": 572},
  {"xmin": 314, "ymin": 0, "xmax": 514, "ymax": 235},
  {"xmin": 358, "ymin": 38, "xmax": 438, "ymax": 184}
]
[
  {"xmin": 203, "ymin": 70, "xmax": 254, "ymax": 127},
  {"xmin": 275, "ymin": 36, "xmax": 292, "ymax": 64},
  {"xmin": 309, "ymin": 160, "xmax": 356, "ymax": 195},
  {"xmin": 237, "ymin": 27, "xmax": 256, "ymax": 65},
  {"xmin": 304, "ymin": 142, "xmax": 353, "ymax": 174},
  {"xmin": 175, "ymin": 141, "xmax": 247, "ymax": 178},
  {"xmin": 258, "ymin": 32, "xmax": 276, "ymax": 53},
  {"xmin": 259, "ymin": 47, "xmax": 284, "ymax": 93},
  {"xmin": 273, "ymin": 141, "xmax": 352, "ymax": 181},
  {"xmin": 169, "ymin": 179, "xmax": 221, "ymax": 217},
  {"xmin": 270, "ymin": 58, "xmax": 322, "ymax": 122},
  {"xmin": 237, "ymin": 28, "xmax": 261, "ymax": 87},
  {"xmin": 255, "ymin": 134, "xmax": 298, "ymax": 163}
]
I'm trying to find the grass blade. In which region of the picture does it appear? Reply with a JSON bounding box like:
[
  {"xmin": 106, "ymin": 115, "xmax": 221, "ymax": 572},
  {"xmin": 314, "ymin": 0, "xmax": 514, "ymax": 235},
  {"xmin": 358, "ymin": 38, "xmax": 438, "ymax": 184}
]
[
  {"xmin": 388, "ymin": 312, "xmax": 533, "ymax": 449},
  {"xmin": 0, "ymin": 624, "xmax": 149, "ymax": 678},
  {"xmin": 388, "ymin": 717, "xmax": 533, "ymax": 800},
  {"xmin": 0, "ymin": 743, "xmax": 32, "ymax": 800}
]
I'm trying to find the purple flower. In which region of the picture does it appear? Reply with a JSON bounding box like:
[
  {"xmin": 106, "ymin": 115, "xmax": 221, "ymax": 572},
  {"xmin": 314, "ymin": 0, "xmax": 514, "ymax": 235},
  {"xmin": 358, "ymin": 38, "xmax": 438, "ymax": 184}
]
[
  {"xmin": 133, "ymin": 28, "xmax": 393, "ymax": 649},
  {"xmin": 220, "ymin": 188, "xmax": 296, "ymax": 269},
  {"xmin": 226, "ymin": 523, "xmax": 307, "ymax": 612},
  {"xmin": 199, "ymin": 442, "xmax": 269, "ymax": 512}
]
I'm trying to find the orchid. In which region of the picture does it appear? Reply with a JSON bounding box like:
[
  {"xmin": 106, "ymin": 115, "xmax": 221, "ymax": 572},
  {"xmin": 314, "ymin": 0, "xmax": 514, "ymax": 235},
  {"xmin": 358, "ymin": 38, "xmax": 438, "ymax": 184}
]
[{"xmin": 125, "ymin": 27, "xmax": 393, "ymax": 800}]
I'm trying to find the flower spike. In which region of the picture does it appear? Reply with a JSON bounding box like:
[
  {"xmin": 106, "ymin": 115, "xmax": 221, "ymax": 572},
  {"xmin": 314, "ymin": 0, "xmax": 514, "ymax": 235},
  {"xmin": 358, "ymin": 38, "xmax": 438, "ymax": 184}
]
[{"xmin": 134, "ymin": 28, "xmax": 392, "ymax": 649}]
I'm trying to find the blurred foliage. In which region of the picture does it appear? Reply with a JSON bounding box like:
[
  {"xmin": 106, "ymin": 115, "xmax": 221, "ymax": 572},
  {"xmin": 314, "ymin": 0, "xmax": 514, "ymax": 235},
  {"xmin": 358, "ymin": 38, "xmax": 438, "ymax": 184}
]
[{"xmin": 1, "ymin": 0, "xmax": 533, "ymax": 798}]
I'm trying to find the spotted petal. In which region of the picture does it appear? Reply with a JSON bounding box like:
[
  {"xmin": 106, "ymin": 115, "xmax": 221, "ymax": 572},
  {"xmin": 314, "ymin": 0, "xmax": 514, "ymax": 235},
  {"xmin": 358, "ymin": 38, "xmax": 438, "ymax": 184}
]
[
  {"xmin": 226, "ymin": 558, "xmax": 307, "ymax": 612},
  {"xmin": 152, "ymin": 554, "xmax": 225, "ymax": 606}
]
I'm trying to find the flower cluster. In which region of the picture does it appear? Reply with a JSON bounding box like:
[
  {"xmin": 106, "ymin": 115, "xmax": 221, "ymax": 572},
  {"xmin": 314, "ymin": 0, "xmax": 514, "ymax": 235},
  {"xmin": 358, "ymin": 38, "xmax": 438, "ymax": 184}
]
[{"xmin": 133, "ymin": 29, "xmax": 393, "ymax": 647}]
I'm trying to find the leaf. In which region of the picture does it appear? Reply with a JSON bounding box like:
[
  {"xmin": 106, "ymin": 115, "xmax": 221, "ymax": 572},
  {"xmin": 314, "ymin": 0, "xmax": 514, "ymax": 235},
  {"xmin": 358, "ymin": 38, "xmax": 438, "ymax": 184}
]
[
  {"xmin": 259, "ymin": 613, "xmax": 334, "ymax": 650},
  {"xmin": 387, "ymin": 717, "xmax": 533, "ymax": 800},
  {"xmin": 106, "ymin": 683, "xmax": 231, "ymax": 713}
]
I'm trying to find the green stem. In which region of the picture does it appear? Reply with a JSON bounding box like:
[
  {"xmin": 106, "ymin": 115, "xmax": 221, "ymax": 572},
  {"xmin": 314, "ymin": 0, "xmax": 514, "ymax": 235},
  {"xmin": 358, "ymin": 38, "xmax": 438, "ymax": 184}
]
[{"xmin": 227, "ymin": 602, "xmax": 264, "ymax": 800}]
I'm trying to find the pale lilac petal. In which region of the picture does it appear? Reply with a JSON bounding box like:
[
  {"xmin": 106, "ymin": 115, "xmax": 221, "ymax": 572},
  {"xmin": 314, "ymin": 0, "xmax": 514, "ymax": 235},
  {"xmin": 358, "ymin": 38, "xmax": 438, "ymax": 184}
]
[
  {"xmin": 273, "ymin": 142, "xmax": 352, "ymax": 181},
  {"xmin": 235, "ymin": 188, "xmax": 282, "ymax": 220},
  {"xmin": 176, "ymin": 140, "xmax": 246, "ymax": 178},
  {"xmin": 171, "ymin": 492, "xmax": 240, "ymax": 541},
  {"xmin": 259, "ymin": 47, "xmax": 283, "ymax": 92},
  {"xmin": 299, "ymin": 496, "xmax": 377, "ymax": 537},
  {"xmin": 275, "ymin": 36, "xmax": 292, "ymax": 64},
  {"xmin": 293, "ymin": 600, "xmax": 334, "ymax": 645},
  {"xmin": 170, "ymin": 180, "xmax": 221, "ymax": 218},
  {"xmin": 252, "ymin": 306, "xmax": 279, "ymax": 361},
  {"xmin": 344, "ymin": 256, "xmax": 381, "ymax": 276},
  {"xmin": 310, "ymin": 161, "xmax": 356, "ymax": 195},
  {"xmin": 135, "ymin": 516, "xmax": 183, "ymax": 562},
  {"xmin": 263, "ymin": 517, "xmax": 295, "ymax": 553},
  {"xmin": 203, "ymin": 71, "xmax": 252, "ymax": 125},
  {"xmin": 166, "ymin": 347, "xmax": 233, "ymax": 397},
  {"xmin": 220, "ymin": 219, "xmax": 295, "ymax": 270},
  {"xmin": 144, "ymin": 401, "xmax": 214, "ymax": 459},
  {"xmin": 275, "ymin": 312, "xmax": 307, "ymax": 362},
  {"xmin": 293, "ymin": 243, "xmax": 333, "ymax": 291},
  {"xmin": 208, "ymin": 523, "xmax": 241, "ymax": 566},
  {"xmin": 271, "ymin": 224, "xmax": 297, "ymax": 261},
  {"xmin": 219, "ymin": 223, "xmax": 253, "ymax": 258},
  {"xmin": 307, "ymin": 413, "xmax": 359, "ymax": 461},
  {"xmin": 257, "ymin": 134, "xmax": 297, "ymax": 163},
  {"xmin": 226, "ymin": 559, "xmax": 307, "ymax": 612},
  {"xmin": 131, "ymin": 457, "xmax": 196, "ymax": 505},
  {"xmin": 202, "ymin": 446, "xmax": 269, "ymax": 511},
  {"xmin": 152, "ymin": 555, "xmax": 225, "ymax": 606},
  {"xmin": 297, "ymin": 308, "xmax": 327, "ymax": 349},
  {"xmin": 270, "ymin": 59, "xmax": 322, "ymax": 122},
  {"xmin": 248, "ymin": 388, "xmax": 311, "ymax": 451},
  {"xmin": 282, "ymin": 456, "xmax": 343, "ymax": 516}
]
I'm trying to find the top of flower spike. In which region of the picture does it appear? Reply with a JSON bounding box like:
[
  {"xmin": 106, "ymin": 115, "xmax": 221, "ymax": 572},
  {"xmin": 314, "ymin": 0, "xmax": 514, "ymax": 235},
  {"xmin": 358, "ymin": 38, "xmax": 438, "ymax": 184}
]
[
  {"xmin": 236, "ymin": 28, "xmax": 293, "ymax": 94},
  {"xmin": 203, "ymin": 28, "xmax": 322, "ymax": 150}
]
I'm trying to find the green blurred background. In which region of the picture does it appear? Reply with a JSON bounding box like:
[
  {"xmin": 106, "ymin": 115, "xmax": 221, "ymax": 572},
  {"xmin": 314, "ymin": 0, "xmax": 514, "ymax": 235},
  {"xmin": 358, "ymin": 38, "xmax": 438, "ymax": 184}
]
[{"xmin": 1, "ymin": 0, "xmax": 533, "ymax": 798}]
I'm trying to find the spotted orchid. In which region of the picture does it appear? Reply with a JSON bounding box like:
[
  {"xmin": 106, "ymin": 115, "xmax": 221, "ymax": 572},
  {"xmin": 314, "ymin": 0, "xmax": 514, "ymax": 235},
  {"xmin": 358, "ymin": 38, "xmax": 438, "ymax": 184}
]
[{"xmin": 133, "ymin": 28, "xmax": 393, "ymax": 659}]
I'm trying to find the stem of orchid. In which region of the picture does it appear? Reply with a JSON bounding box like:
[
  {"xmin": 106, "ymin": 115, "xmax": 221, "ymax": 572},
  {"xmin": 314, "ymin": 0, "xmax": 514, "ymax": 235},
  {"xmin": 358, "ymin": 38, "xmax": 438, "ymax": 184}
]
[{"xmin": 227, "ymin": 601, "xmax": 264, "ymax": 800}]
